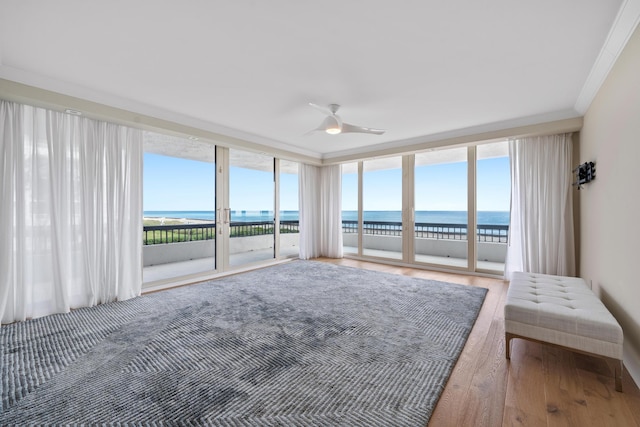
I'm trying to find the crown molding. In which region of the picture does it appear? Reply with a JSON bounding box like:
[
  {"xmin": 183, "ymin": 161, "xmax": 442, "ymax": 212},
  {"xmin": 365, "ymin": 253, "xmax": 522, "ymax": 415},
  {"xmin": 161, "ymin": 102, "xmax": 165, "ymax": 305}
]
[
  {"xmin": 0, "ymin": 75, "xmax": 323, "ymax": 165},
  {"xmin": 322, "ymin": 113, "xmax": 583, "ymax": 165},
  {"xmin": 575, "ymin": 0, "xmax": 640, "ymax": 114},
  {"xmin": 1, "ymin": 73, "xmax": 584, "ymax": 168},
  {"xmin": 0, "ymin": 67, "xmax": 323, "ymax": 163}
]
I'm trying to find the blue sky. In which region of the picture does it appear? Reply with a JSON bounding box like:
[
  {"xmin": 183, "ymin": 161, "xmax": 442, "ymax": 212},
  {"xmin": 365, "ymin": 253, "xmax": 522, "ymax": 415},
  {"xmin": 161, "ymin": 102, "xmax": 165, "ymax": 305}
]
[
  {"xmin": 144, "ymin": 154, "xmax": 215, "ymax": 211},
  {"xmin": 144, "ymin": 153, "xmax": 298, "ymax": 211},
  {"xmin": 144, "ymin": 154, "xmax": 509, "ymax": 212},
  {"xmin": 342, "ymin": 156, "xmax": 510, "ymax": 211}
]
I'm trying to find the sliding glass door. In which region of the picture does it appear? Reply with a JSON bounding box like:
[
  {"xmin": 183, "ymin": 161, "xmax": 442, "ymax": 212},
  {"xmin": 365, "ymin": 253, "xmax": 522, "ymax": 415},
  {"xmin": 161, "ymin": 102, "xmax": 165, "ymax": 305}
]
[
  {"xmin": 340, "ymin": 142, "xmax": 509, "ymax": 274},
  {"xmin": 414, "ymin": 147, "xmax": 468, "ymax": 268},
  {"xmin": 142, "ymin": 135, "xmax": 299, "ymax": 286},
  {"xmin": 228, "ymin": 149, "xmax": 275, "ymax": 267},
  {"xmin": 476, "ymin": 141, "xmax": 510, "ymax": 272},
  {"xmin": 342, "ymin": 162, "xmax": 359, "ymax": 255},
  {"xmin": 363, "ymin": 157, "xmax": 403, "ymax": 260},
  {"xmin": 142, "ymin": 132, "xmax": 216, "ymax": 284},
  {"xmin": 279, "ymin": 159, "xmax": 299, "ymax": 258}
]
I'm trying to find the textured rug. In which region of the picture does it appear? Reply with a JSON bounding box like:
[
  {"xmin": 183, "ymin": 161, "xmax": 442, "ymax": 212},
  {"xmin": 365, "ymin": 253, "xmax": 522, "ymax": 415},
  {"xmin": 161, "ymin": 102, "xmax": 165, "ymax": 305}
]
[{"xmin": 1, "ymin": 260, "xmax": 487, "ymax": 426}]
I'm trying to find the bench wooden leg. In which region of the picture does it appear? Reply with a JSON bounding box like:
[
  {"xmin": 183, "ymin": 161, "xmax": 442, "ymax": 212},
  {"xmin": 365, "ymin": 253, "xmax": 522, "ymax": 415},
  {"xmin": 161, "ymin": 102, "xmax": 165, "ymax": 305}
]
[
  {"xmin": 505, "ymin": 333, "xmax": 513, "ymax": 360},
  {"xmin": 615, "ymin": 359, "xmax": 623, "ymax": 392},
  {"xmin": 605, "ymin": 356, "xmax": 623, "ymax": 392}
]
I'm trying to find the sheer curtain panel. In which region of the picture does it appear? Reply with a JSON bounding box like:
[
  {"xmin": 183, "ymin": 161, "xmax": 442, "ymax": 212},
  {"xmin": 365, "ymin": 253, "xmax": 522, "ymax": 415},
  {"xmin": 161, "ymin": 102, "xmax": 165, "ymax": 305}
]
[
  {"xmin": 298, "ymin": 164, "xmax": 321, "ymax": 259},
  {"xmin": 0, "ymin": 100, "xmax": 143, "ymax": 324},
  {"xmin": 298, "ymin": 164, "xmax": 343, "ymax": 259},
  {"xmin": 504, "ymin": 133, "xmax": 575, "ymax": 280},
  {"xmin": 319, "ymin": 164, "xmax": 343, "ymax": 258}
]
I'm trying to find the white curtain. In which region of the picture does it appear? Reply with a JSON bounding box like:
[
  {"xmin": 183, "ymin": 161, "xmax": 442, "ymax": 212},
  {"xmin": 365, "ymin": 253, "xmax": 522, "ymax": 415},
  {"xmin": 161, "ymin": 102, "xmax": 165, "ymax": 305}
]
[
  {"xmin": 0, "ymin": 100, "xmax": 143, "ymax": 324},
  {"xmin": 299, "ymin": 164, "xmax": 321, "ymax": 259},
  {"xmin": 298, "ymin": 163, "xmax": 343, "ymax": 259},
  {"xmin": 319, "ymin": 164, "xmax": 343, "ymax": 258},
  {"xmin": 504, "ymin": 133, "xmax": 575, "ymax": 279}
]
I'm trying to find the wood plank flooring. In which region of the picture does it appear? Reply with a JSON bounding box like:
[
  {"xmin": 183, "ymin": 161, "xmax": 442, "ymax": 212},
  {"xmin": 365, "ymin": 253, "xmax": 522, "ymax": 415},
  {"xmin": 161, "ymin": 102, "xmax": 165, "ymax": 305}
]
[{"xmin": 317, "ymin": 257, "xmax": 640, "ymax": 427}]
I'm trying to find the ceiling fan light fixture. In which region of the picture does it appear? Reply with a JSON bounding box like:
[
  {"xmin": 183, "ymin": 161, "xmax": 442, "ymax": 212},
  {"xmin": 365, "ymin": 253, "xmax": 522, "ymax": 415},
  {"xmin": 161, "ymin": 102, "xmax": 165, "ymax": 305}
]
[
  {"xmin": 324, "ymin": 116, "xmax": 342, "ymax": 134},
  {"xmin": 325, "ymin": 126, "xmax": 341, "ymax": 135},
  {"xmin": 308, "ymin": 103, "xmax": 384, "ymax": 136}
]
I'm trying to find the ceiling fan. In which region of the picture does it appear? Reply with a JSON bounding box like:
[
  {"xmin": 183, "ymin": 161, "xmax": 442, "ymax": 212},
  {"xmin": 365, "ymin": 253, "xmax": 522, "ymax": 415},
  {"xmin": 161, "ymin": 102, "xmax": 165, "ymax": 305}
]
[{"xmin": 307, "ymin": 103, "xmax": 385, "ymax": 135}]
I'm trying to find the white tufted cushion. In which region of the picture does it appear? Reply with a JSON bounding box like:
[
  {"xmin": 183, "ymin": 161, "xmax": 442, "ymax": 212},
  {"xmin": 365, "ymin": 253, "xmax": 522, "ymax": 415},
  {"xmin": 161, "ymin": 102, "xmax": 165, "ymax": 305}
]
[{"xmin": 505, "ymin": 272, "xmax": 623, "ymax": 359}]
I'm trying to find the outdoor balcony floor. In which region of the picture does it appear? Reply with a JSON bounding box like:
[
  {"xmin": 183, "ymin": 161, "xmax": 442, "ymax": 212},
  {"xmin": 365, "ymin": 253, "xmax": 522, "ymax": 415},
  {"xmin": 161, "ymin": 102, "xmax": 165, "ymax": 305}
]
[
  {"xmin": 343, "ymin": 247, "xmax": 504, "ymax": 272},
  {"xmin": 144, "ymin": 247, "xmax": 504, "ymax": 285},
  {"xmin": 143, "ymin": 247, "xmax": 298, "ymax": 285}
]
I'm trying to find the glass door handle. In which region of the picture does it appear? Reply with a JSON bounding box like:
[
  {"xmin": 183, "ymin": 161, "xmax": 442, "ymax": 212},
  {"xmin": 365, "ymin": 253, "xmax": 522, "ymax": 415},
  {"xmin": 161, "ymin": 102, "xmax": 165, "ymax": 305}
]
[{"xmin": 216, "ymin": 208, "xmax": 223, "ymax": 234}]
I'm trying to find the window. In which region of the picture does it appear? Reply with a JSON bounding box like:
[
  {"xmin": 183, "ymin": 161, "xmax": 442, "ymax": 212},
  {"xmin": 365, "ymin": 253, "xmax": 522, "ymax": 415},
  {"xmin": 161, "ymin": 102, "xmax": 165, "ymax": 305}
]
[
  {"xmin": 341, "ymin": 142, "xmax": 510, "ymax": 274},
  {"xmin": 341, "ymin": 162, "xmax": 359, "ymax": 255},
  {"xmin": 414, "ymin": 147, "xmax": 468, "ymax": 268},
  {"xmin": 142, "ymin": 132, "xmax": 216, "ymax": 283},
  {"xmin": 363, "ymin": 156, "xmax": 403, "ymax": 260},
  {"xmin": 229, "ymin": 149, "xmax": 275, "ymax": 267},
  {"xmin": 476, "ymin": 141, "xmax": 510, "ymax": 272},
  {"xmin": 279, "ymin": 159, "xmax": 299, "ymax": 258}
]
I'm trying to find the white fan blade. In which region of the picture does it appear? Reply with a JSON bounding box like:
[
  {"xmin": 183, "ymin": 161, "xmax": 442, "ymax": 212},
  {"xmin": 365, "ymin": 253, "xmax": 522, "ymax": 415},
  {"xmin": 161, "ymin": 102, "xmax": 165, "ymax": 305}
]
[
  {"xmin": 341, "ymin": 122, "xmax": 385, "ymax": 135},
  {"xmin": 309, "ymin": 103, "xmax": 334, "ymax": 116}
]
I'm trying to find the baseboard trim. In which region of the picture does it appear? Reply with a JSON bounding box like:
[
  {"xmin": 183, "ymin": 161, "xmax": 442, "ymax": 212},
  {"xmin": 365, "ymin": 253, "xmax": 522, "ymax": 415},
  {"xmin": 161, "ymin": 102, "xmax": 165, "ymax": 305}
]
[{"xmin": 624, "ymin": 343, "xmax": 640, "ymax": 388}]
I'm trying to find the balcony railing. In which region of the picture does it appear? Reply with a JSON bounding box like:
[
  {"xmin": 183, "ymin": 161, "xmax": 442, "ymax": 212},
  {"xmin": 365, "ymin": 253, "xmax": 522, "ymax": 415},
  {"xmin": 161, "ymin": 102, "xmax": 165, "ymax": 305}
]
[
  {"xmin": 342, "ymin": 220, "xmax": 508, "ymax": 243},
  {"xmin": 143, "ymin": 221, "xmax": 299, "ymax": 245},
  {"xmin": 143, "ymin": 220, "xmax": 508, "ymax": 245},
  {"xmin": 477, "ymin": 224, "xmax": 509, "ymax": 243},
  {"xmin": 143, "ymin": 223, "xmax": 216, "ymax": 245}
]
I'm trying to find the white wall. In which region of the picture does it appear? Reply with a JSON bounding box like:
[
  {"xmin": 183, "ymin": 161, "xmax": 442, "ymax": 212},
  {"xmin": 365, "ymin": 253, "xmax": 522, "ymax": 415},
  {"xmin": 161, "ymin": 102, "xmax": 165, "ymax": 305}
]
[
  {"xmin": 579, "ymin": 24, "xmax": 640, "ymax": 384},
  {"xmin": 144, "ymin": 240, "xmax": 214, "ymax": 266}
]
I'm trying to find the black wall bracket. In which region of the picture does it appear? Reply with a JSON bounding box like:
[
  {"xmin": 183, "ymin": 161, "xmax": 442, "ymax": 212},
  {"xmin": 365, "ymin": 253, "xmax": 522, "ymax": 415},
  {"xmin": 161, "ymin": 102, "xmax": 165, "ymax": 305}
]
[{"xmin": 573, "ymin": 161, "xmax": 596, "ymax": 189}]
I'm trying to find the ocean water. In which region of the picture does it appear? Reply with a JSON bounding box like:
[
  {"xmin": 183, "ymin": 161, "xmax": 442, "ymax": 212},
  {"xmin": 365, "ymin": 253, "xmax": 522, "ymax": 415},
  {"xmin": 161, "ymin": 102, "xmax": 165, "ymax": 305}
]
[
  {"xmin": 343, "ymin": 210, "xmax": 509, "ymax": 225},
  {"xmin": 144, "ymin": 210, "xmax": 509, "ymax": 225}
]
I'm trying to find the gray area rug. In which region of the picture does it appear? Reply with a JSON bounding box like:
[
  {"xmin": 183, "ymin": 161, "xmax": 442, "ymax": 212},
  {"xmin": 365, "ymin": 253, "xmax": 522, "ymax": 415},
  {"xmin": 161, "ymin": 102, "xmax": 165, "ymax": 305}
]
[{"xmin": 1, "ymin": 260, "xmax": 487, "ymax": 426}]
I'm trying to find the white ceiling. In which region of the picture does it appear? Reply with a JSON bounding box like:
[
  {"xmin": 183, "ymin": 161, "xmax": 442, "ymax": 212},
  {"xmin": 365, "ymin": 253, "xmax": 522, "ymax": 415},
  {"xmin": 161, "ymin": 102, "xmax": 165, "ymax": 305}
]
[{"xmin": 1, "ymin": 1, "xmax": 638, "ymax": 160}]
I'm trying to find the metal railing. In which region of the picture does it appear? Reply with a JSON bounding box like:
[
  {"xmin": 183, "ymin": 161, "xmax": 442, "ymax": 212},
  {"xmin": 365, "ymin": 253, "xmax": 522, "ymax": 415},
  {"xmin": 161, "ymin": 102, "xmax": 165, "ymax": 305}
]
[
  {"xmin": 280, "ymin": 220, "xmax": 300, "ymax": 233},
  {"xmin": 477, "ymin": 224, "xmax": 509, "ymax": 243},
  {"xmin": 143, "ymin": 220, "xmax": 300, "ymax": 245},
  {"xmin": 229, "ymin": 221, "xmax": 275, "ymax": 237},
  {"xmin": 342, "ymin": 220, "xmax": 358, "ymax": 234},
  {"xmin": 143, "ymin": 223, "xmax": 215, "ymax": 245},
  {"xmin": 143, "ymin": 220, "xmax": 508, "ymax": 245},
  {"xmin": 343, "ymin": 221, "xmax": 508, "ymax": 243},
  {"xmin": 414, "ymin": 223, "xmax": 467, "ymax": 240}
]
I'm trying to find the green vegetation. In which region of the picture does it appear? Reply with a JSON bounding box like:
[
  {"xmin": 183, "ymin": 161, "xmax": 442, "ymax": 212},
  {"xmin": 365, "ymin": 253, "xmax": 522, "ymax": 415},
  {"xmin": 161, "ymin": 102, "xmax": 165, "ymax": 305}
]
[
  {"xmin": 143, "ymin": 228, "xmax": 216, "ymax": 245},
  {"xmin": 279, "ymin": 228, "xmax": 299, "ymax": 234},
  {"xmin": 231, "ymin": 226, "xmax": 272, "ymax": 237}
]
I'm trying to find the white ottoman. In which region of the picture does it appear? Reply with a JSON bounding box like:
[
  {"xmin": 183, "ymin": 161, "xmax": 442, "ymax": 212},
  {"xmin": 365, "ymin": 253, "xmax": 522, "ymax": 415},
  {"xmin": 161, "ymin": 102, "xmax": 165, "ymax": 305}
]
[{"xmin": 505, "ymin": 272, "xmax": 624, "ymax": 392}]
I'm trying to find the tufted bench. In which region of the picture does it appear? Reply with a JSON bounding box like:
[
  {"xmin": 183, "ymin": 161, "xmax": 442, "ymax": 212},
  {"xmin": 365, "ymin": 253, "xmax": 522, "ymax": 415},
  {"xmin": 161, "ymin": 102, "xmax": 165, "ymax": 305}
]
[{"xmin": 505, "ymin": 272, "xmax": 624, "ymax": 392}]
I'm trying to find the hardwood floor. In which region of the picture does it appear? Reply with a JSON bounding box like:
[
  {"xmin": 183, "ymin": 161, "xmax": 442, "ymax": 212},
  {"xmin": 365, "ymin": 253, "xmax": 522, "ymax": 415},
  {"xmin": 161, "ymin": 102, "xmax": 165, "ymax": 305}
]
[{"xmin": 317, "ymin": 257, "xmax": 640, "ymax": 427}]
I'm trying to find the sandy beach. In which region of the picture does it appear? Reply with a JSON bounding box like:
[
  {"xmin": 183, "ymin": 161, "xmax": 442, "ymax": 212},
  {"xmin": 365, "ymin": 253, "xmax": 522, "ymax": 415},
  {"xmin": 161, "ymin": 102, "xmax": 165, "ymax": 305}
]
[{"xmin": 143, "ymin": 217, "xmax": 215, "ymax": 226}]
